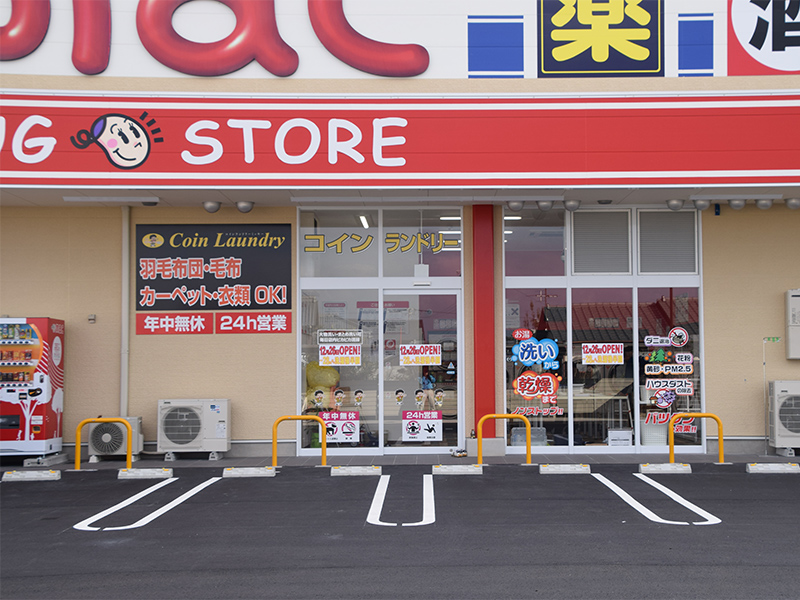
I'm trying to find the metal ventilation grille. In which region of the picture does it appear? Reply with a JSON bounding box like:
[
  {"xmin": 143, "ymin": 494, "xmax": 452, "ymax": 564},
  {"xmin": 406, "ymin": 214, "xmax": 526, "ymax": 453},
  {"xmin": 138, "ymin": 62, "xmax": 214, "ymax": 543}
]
[
  {"xmin": 162, "ymin": 407, "xmax": 202, "ymax": 445},
  {"xmin": 90, "ymin": 423, "xmax": 124, "ymax": 454},
  {"xmin": 778, "ymin": 395, "xmax": 800, "ymax": 434}
]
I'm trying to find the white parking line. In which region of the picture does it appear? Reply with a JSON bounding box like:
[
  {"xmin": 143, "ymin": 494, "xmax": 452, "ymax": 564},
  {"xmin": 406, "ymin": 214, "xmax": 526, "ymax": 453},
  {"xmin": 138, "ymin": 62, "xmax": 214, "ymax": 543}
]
[
  {"xmin": 402, "ymin": 475, "xmax": 435, "ymax": 527},
  {"xmin": 366, "ymin": 475, "xmax": 397, "ymax": 527},
  {"xmin": 73, "ymin": 477, "xmax": 221, "ymax": 532},
  {"xmin": 366, "ymin": 474, "xmax": 436, "ymax": 527},
  {"xmin": 592, "ymin": 473, "xmax": 721, "ymax": 526},
  {"xmin": 633, "ymin": 473, "xmax": 721, "ymax": 525}
]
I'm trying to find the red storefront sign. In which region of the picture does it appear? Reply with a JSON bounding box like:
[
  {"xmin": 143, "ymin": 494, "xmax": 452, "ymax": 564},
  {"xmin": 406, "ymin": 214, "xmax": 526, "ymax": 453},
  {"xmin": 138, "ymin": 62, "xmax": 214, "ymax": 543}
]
[
  {"xmin": 1, "ymin": 93, "xmax": 798, "ymax": 188},
  {"xmin": 136, "ymin": 313, "xmax": 213, "ymax": 335},
  {"xmin": 135, "ymin": 311, "xmax": 291, "ymax": 334},
  {"xmin": 214, "ymin": 312, "xmax": 291, "ymax": 334}
]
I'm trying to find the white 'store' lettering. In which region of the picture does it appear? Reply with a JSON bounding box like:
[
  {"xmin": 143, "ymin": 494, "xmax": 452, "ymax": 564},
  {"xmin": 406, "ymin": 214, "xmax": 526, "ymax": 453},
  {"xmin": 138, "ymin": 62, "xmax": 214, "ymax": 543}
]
[{"xmin": 181, "ymin": 117, "xmax": 407, "ymax": 167}]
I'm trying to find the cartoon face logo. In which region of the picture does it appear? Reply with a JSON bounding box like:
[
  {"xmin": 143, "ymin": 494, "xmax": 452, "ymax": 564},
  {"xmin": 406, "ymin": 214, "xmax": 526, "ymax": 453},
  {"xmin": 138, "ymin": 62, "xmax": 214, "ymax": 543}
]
[
  {"xmin": 353, "ymin": 389, "xmax": 363, "ymax": 406},
  {"xmin": 434, "ymin": 388, "xmax": 444, "ymax": 406},
  {"xmin": 313, "ymin": 390, "xmax": 324, "ymax": 407},
  {"xmin": 334, "ymin": 389, "xmax": 344, "ymax": 406},
  {"xmin": 395, "ymin": 389, "xmax": 405, "ymax": 405},
  {"xmin": 143, "ymin": 233, "xmax": 164, "ymax": 248},
  {"xmin": 71, "ymin": 112, "xmax": 163, "ymax": 170}
]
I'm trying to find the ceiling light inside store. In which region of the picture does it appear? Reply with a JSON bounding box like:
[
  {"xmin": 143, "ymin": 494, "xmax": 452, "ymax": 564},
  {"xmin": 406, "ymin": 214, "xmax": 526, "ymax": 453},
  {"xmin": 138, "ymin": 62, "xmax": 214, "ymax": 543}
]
[
  {"xmin": 359, "ymin": 215, "xmax": 370, "ymax": 229},
  {"xmin": 439, "ymin": 216, "xmax": 461, "ymax": 221},
  {"xmin": 503, "ymin": 215, "xmax": 522, "ymax": 220}
]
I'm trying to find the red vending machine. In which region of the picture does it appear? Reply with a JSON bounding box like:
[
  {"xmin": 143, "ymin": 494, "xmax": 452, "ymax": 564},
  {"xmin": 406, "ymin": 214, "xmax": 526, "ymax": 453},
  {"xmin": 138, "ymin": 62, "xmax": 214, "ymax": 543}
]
[{"xmin": 0, "ymin": 318, "xmax": 65, "ymax": 456}]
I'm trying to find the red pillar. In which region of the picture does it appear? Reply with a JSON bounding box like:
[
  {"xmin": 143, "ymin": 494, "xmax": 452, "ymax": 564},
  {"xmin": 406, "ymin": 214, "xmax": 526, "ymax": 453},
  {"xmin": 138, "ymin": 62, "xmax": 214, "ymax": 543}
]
[{"xmin": 472, "ymin": 205, "xmax": 496, "ymax": 436}]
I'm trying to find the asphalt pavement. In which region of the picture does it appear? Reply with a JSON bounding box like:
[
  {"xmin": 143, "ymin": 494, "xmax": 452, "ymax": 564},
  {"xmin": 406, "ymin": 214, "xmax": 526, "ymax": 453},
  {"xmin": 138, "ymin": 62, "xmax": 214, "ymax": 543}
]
[{"xmin": 2, "ymin": 454, "xmax": 799, "ymax": 600}]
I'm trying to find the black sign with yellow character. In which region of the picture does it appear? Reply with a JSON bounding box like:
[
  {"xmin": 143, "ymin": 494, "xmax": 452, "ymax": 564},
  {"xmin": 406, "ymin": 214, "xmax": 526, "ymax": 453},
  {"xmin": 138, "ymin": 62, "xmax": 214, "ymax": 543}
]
[{"xmin": 538, "ymin": 0, "xmax": 663, "ymax": 78}]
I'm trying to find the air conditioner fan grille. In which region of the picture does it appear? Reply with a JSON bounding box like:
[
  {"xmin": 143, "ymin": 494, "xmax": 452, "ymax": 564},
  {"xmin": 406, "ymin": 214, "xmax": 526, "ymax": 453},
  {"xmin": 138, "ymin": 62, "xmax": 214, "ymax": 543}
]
[
  {"xmin": 90, "ymin": 423, "xmax": 124, "ymax": 454},
  {"xmin": 162, "ymin": 407, "xmax": 202, "ymax": 445},
  {"xmin": 778, "ymin": 395, "xmax": 800, "ymax": 434}
]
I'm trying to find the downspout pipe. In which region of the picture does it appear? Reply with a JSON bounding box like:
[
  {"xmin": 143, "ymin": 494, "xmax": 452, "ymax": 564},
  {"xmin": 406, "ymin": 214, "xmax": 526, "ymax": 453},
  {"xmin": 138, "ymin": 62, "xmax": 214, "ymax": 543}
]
[{"xmin": 120, "ymin": 206, "xmax": 130, "ymax": 417}]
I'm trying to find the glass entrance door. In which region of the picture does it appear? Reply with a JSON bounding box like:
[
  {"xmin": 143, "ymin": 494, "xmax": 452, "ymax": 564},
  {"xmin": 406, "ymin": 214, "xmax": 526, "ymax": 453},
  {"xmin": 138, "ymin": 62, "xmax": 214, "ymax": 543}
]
[{"xmin": 382, "ymin": 291, "xmax": 461, "ymax": 452}]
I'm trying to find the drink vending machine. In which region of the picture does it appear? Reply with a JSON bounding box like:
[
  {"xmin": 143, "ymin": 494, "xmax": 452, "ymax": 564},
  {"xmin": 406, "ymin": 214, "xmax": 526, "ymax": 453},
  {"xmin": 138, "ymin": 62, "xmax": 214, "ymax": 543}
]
[{"xmin": 0, "ymin": 318, "xmax": 65, "ymax": 456}]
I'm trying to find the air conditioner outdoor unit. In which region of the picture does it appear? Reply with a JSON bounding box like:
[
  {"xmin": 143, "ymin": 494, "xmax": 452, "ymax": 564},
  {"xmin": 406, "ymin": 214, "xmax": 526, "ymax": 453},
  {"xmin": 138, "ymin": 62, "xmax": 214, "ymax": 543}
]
[
  {"xmin": 157, "ymin": 399, "xmax": 231, "ymax": 457},
  {"xmin": 769, "ymin": 381, "xmax": 800, "ymax": 456},
  {"xmin": 89, "ymin": 417, "xmax": 144, "ymax": 458}
]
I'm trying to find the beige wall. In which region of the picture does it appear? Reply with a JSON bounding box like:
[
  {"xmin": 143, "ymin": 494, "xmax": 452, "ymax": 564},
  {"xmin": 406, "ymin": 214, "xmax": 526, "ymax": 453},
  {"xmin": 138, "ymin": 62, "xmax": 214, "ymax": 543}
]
[
  {"xmin": 0, "ymin": 207, "xmax": 123, "ymax": 442},
  {"xmin": 0, "ymin": 205, "xmax": 298, "ymax": 445},
  {"xmin": 4, "ymin": 73, "xmax": 799, "ymax": 96},
  {"xmin": 128, "ymin": 207, "xmax": 297, "ymax": 443},
  {"xmin": 702, "ymin": 204, "xmax": 800, "ymax": 436}
]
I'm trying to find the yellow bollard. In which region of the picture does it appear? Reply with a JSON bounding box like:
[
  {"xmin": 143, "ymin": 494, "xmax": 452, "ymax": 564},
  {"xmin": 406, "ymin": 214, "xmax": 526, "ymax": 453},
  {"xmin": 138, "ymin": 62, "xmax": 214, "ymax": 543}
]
[
  {"xmin": 272, "ymin": 415, "xmax": 327, "ymax": 467},
  {"xmin": 75, "ymin": 418, "xmax": 133, "ymax": 470},
  {"xmin": 476, "ymin": 414, "xmax": 531, "ymax": 465},
  {"xmin": 669, "ymin": 412, "xmax": 724, "ymax": 464}
]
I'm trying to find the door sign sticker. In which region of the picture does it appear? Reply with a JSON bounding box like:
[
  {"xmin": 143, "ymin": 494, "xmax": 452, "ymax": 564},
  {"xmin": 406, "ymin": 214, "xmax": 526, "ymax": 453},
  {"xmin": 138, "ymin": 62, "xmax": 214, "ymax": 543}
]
[
  {"xmin": 668, "ymin": 327, "xmax": 689, "ymax": 347},
  {"xmin": 320, "ymin": 411, "xmax": 360, "ymax": 443},
  {"xmin": 402, "ymin": 411, "xmax": 442, "ymax": 441},
  {"xmin": 582, "ymin": 343, "xmax": 624, "ymax": 365},
  {"xmin": 512, "ymin": 371, "xmax": 561, "ymax": 404},
  {"xmin": 511, "ymin": 337, "xmax": 560, "ymax": 370},
  {"xmin": 399, "ymin": 344, "xmax": 441, "ymax": 366},
  {"xmin": 645, "ymin": 379, "xmax": 694, "ymax": 395}
]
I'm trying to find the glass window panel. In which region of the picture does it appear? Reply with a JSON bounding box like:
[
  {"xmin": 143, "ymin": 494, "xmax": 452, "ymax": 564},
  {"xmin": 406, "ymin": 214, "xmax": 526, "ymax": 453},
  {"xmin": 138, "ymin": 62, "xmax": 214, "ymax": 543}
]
[
  {"xmin": 301, "ymin": 289, "xmax": 379, "ymax": 448},
  {"xmin": 639, "ymin": 211, "xmax": 697, "ymax": 274},
  {"xmin": 571, "ymin": 289, "xmax": 635, "ymax": 446},
  {"xmin": 383, "ymin": 209, "xmax": 462, "ymax": 277},
  {"xmin": 572, "ymin": 211, "xmax": 630, "ymax": 274},
  {"xmin": 383, "ymin": 293, "xmax": 459, "ymax": 448},
  {"xmin": 504, "ymin": 208, "xmax": 566, "ymax": 276},
  {"xmin": 300, "ymin": 210, "xmax": 379, "ymax": 277},
  {"xmin": 505, "ymin": 289, "xmax": 568, "ymax": 446},
  {"xmin": 638, "ymin": 288, "xmax": 701, "ymax": 446}
]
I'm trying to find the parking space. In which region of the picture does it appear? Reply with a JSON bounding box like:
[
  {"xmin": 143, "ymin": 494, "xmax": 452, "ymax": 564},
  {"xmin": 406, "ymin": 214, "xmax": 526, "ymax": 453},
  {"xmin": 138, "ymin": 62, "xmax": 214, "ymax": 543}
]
[{"xmin": 2, "ymin": 464, "xmax": 799, "ymax": 599}]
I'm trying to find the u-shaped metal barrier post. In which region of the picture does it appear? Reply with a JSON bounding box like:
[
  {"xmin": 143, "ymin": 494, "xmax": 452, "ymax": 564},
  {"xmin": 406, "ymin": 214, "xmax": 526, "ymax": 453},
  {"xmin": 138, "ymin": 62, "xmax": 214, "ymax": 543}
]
[
  {"xmin": 272, "ymin": 415, "xmax": 327, "ymax": 467},
  {"xmin": 669, "ymin": 412, "xmax": 724, "ymax": 464},
  {"xmin": 477, "ymin": 413, "xmax": 531, "ymax": 465},
  {"xmin": 75, "ymin": 417, "xmax": 133, "ymax": 470}
]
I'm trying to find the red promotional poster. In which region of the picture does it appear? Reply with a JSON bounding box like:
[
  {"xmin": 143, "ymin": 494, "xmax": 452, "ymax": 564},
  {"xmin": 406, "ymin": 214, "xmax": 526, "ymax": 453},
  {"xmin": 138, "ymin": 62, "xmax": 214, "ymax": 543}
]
[{"xmin": 0, "ymin": 318, "xmax": 65, "ymax": 456}]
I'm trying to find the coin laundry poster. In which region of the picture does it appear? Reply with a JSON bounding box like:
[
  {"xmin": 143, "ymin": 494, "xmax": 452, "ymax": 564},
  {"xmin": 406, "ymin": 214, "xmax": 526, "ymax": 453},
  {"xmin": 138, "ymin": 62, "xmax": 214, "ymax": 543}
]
[{"xmin": 136, "ymin": 224, "xmax": 291, "ymax": 313}]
